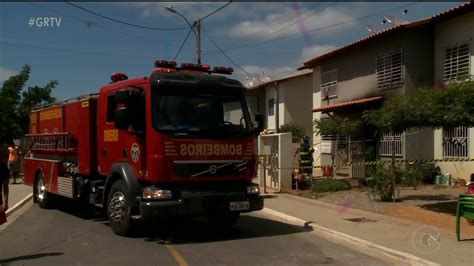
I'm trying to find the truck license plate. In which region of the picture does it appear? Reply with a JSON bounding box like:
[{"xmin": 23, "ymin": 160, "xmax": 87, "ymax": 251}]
[{"xmin": 230, "ymin": 201, "xmax": 249, "ymax": 211}]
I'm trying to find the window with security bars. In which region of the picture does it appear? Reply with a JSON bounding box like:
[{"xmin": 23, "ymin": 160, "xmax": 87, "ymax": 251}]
[
  {"xmin": 379, "ymin": 133, "xmax": 403, "ymax": 157},
  {"xmin": 443, "ymin": 43, "xmax": 471, "ymax": 82},
  {"xmin": 376, "ymin": 49, "xmax": 403, "ymax": 91},
  {"xmin": 443, "ymin": 127, "xmax": 468, "ymax": 158},
  {"xmin": 321, "ymin": 69, "xmax": 337, "ymax": 99}
]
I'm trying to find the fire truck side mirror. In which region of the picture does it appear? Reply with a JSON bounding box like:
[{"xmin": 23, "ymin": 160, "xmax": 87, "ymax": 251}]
[
  {"xmin": 114, "ymin": 107, "xmax": 129, "ymax": 130},
  {"xmin": 254, "ymin": 113, "xmax": 264, "ymax": 133}
]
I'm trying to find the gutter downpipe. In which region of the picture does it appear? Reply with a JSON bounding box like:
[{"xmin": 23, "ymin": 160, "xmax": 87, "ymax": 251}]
[{"xmin": 275, "ymin": 81, "xmax": 280, "ymax": 133}]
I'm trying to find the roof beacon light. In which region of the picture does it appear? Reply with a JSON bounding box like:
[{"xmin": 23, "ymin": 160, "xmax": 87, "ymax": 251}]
[
  {"xmin": 180, "ymin": 63, "xmax": 211, "ymax": 72},
  {"xmin": 154, "ymin": 60, "xmax": 177, "ymax": 68},
  {"xmin": 213, "ymin": 66, "xmax": 233, "ymax": 75},
  {"xmin": 110, "ymin": 72, "xmax": 128, "ymax": 83}
]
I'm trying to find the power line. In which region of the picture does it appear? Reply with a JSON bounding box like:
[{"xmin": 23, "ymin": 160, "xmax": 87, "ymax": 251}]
[
  {"xmin": 222, "ymin": 2, "xmax": 336, "ymax": 54},
  {"xmin": 199, "ymin": 1, "xmax": 232, "ymax": 21},
  {"xmin": 65, "ymin": 2, "xmax": 188, "ymax": 31},
  {"xmin": 206, "ymin": 3, "xmax": 417, "ymax": 55},
  {"xmin": 203, "ymin": 2, "xmax": 327, "ymax": 55},
  {"xmin": 201, "ymin": 27, "xmax": 253, "ymax": 78},
  {"xmin": 174, "ymin": 28, "xmax": 193, "ymax": 61},
  {"xmin": 29, "ymin": 3, "xmax": 174, "ymax": 47}
]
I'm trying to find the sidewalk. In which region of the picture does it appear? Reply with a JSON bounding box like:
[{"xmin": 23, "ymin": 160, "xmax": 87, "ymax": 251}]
[
  {"xmin": 5, "ymin": 180, "xmax": 32, "ymax": 217},
  {"xmin": 263, "ymin": 193, "xmax": 474, "ymax": 266}
]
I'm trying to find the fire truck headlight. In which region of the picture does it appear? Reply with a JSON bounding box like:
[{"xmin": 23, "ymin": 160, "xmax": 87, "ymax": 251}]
[
  {"xmin": 143, "ymin": 188, "xmax": 172, "ymax": 200},
  {"xmin": 246, "ymin": 184, "xmax": 260, "ymax": 195}
]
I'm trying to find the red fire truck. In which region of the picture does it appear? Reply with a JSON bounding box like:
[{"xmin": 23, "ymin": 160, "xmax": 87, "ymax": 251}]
[{"xmin": 23, "ymin": 60, "xmax": 264, "ymax": 236}]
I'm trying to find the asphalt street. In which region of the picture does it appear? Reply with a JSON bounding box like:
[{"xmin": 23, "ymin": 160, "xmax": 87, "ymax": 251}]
[{"xmin": 0, "ymin": 203, "xmax": 390, "ymax": 265}]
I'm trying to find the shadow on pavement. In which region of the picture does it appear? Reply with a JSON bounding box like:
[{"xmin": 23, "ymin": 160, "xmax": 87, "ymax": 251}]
[
  {"xmin": 46, "ymin": 198, "xmax": 312, "ymax": 244},
  {"xmin": 419, "ymin": 200, "xmax": 457, "ymax": 216},
  {"xmin": 0, "ymin": 252, "xmax": 63, "ymax": 264},
  {"xmin": 398, "ymin": 194, "xmax": 455, "ymax": 202},
  {"xmin": 133, "ymin": 214, "xmax": 313, "ymax": 244}
]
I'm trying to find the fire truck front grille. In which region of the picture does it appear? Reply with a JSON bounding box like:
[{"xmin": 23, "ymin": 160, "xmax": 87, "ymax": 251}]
[{"xmin": 174, "ymin": 160, "xmax": 248, "ymax": 178}]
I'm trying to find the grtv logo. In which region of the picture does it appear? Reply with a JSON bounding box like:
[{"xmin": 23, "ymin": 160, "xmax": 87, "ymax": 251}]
[{"xmin": 28, "ymin": 17, "xmax": 62, "ymax": 28}]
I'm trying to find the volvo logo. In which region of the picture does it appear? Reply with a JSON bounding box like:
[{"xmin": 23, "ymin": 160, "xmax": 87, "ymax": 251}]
[{"xmin": 209, "ymin": 165, "xmax": 217, "ymax": 174}]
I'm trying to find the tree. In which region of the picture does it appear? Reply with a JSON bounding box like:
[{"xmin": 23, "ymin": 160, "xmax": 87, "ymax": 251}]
[
  {"xmin": 0, "ymin": 65, "xmax": 57, "ymax": 144},
  {"xmin": 313, "ymin": 114, "xmax": 362, "ymax": 177},
  {"xmin": 362, "ymin": 81, "xmax": 474, "ymax": 201},
  {"xmin": 279, "ymin": 123, "xmax": 306, "ymax": 143},
  {"xmin": 313, "ymin": 114, "xmax": 362, "ymax": 137}
]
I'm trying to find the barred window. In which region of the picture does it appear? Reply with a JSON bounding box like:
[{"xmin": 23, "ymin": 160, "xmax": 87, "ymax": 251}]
[
  {"xmin": 443, "ymin": 127, "xmax": 468, "ymax": 158},
  {"xmin": 376, "ymin": 49, "xmax": 403, "ymax": 91},
  {"xmin": 321, "ymin": 69, "xmax": 337, "ymax": 99},
  {"xmin": 268, "ymin": 98, "xmax": 275, "ymax": 116},
  {"xmin": 379, "ymin": 133, "xmax": 403, "ymax": 157},
  {"xmin": 443, "ymin": 43, "xmax": 470, "ymax": 82}
]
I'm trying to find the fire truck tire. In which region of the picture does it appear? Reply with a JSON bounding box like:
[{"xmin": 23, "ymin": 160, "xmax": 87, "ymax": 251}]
[
  {"xmin": 208, "ymin": 212, "xmax": 240, "ymax": 229},
  {"xmin": 107, "ymin": 180, "xmax": 133, "ymax": 236},
  {"xmin": 34, "ymin": 173, "xmax": 53, "ymax": 209}
]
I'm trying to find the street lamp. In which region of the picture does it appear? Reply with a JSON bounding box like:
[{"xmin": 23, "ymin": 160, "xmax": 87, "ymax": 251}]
[{"xmin": 166, "ymin": 6, "xmax": 201, "ymax": 64}]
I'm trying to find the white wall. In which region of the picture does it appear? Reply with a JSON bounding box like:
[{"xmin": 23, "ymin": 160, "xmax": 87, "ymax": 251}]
[
  {"xmin": 278, "ymin": 74, "xmax": 313, "ymax": 138},
  {"xmin": 434, "ymin": 11, "xmax": 474, "ymax": 181},
  {"xmin": 312, "ymin": 66, "xmax": 323, "ymax": 175}
]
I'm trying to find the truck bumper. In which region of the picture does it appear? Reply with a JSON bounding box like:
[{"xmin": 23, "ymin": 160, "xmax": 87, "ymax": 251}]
[{"xmin": 139, "ymin": 192, "xmax": 264, "ymax": 218}]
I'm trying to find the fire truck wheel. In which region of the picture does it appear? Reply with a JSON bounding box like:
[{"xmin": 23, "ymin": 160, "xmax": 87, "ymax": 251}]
[
  {"xmin": 107, "ymin": 180, "xmax": 133, "ymax": 236},
  {"xmin": 34, "ymin": 173, "xmax": 53, "ymax": 209}
]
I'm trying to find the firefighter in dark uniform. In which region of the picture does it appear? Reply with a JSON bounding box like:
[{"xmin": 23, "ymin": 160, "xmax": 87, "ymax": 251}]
[{"xmin": 298, "ymin": 136, "xmax": 314, "ymax": 177}]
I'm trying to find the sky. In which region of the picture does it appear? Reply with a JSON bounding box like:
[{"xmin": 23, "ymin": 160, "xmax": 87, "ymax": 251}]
[{"xmin": 0, "ymin": 1, "xmax": 463, "ymax": 100}]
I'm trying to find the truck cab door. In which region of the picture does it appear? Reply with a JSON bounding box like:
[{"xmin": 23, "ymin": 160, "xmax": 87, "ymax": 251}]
[{"xmin": 98, "ymin": 87, "xmax": 146, "ymax": 176}]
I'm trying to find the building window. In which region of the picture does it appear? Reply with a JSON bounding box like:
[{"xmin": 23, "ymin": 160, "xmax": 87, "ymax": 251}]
[
  {"xmin": 268, "ymin": 98, "xmax": 275, "ymax": 116},
  {"xmin": 321, "ymin": 69, "xmax": 338, "ymax": 99},
  {"xmin": 443, "ymin": 42, "xmax": 470, "ymax": 82},
  {"xmin": 379, "ymin": 133, "xmax": 403, "ymax": 157},
  {"xmin": 376, "ymin": 48, "xmax": 403, "ymax": 91},
  {"xmin": 443, "ymin": 127, "xmax": 468, "ymax": 158}
]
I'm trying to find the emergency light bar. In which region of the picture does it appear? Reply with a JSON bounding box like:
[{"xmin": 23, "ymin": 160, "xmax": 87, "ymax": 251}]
[
  {"xmin": 154, "ymin": 60, "xmax": 177, "ymax": 68},
  {"xmin": 213, "ymin": 66, "xmax": 234, "ymax": 75},
  {"xmin": 180, "ymin": 63, "xmax": 211, "ymax": 71},
  {"xmin": 153, "ymin": 59, "xmax": 233, "ymax": 75}
]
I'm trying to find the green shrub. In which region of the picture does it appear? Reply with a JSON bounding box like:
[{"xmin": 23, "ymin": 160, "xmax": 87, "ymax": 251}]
[
  {"xmin": 365, "ymin": 165, "xmax": 396, "ymax": 202},
  {"xmin": 279, "ymin": 123, "xmax": 306, "ymax": 143},
  {"xmin": 311, "ymin": 178, "xmax": 351, "ymax": 193}
]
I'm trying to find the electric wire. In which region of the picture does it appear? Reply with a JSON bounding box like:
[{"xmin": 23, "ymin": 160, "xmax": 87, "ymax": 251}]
[
  {"xmin": 199, "ymin": 1, "xmax": 232, "ymax": 22},
  {"xmin": 29, "ymin": 3, "xmax": 175, "ymax": 47},
  {"xmin": 65, "ymin": 2, "xmax": 188, "ymax": 31},
  {"xmin": 207, "ymin": 3, "xmax": 417, "ymax": 55},
  {"xmin": 201, "ymin": 27, "xmax": 253, "ymax": 77},
  {"xmin": 202, "ymin": 2, "xmax": 329, "ymax": 55},
  {"xmin": 174, "ymin": 28, "xmax": 193, "ymax": 61}
]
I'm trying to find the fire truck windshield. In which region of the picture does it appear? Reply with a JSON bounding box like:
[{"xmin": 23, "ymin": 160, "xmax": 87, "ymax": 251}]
[{"xmin": 151, "ymin": 90, "xmax": 252, "ymax": 138}]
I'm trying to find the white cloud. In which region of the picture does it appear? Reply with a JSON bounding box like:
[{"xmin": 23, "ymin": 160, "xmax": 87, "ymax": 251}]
[
  {"xmin": 299, "ymin": 44, "xmax": 337, "ymax": 64},
  {"xmin": 122, "ymin": 2, "xmax": 235, "ymax": 21},
  {"xmin": 238, "ymin": 65, "xmax": 300, "ymax": 88},
  {"xmin": 0, "ymin": 67, "xmax": 18, "ymax": 81},
  {"xmin": 226, "ymin": 4, "xmax": 359, "ymax": 41}
]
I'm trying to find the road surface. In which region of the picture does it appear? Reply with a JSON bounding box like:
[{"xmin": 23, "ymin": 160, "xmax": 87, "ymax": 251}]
[{"xmin": 0, "ymin": 203, "xmax": 391, "ymax": 265}]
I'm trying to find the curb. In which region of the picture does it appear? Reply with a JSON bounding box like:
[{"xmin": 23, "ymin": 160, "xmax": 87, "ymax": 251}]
[
  {"xmin": 6, "ymin": 193, "xmax": 33, "ymax": 217},
  {"xmin": 262, "ymin": 208, "xmax": 440, "ymax": 266}
]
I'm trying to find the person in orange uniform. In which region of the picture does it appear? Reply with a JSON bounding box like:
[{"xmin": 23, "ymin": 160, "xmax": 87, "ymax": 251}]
[{"xmin": 7, "ymin": 145, "xmax": 19, "ymax": 184}]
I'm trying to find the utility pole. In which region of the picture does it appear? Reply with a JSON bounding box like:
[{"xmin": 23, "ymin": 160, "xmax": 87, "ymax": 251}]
[
  {"xmin": 166, "ymin": 6, "xmax": 202, "ymax": 64},
  {"xmin": 195, "ymin": 20, "xmax": 201, "ymax": 64}
]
